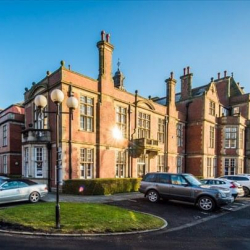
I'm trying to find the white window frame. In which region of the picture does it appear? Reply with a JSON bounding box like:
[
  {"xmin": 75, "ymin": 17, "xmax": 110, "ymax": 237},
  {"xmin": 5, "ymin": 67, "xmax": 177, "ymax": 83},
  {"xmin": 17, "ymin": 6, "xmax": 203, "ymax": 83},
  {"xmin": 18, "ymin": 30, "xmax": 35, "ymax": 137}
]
[
  {"xmin": 137, "ymin": 155, "xmax": 146, "ymax": 178},
  {"xmin": 116, "ymin": 106, "xmax": 127, "ymax": 138},
  {"xmin": 225, "ymin": 127, "xmax": 237, "ymax": 149},
  {"xmin": 34, "ymin": 104, "xmax": 47, "ymax": 130},
  {"xmin": 224, "ymin": 158, "xmax": 236, "ymax": 175},
  {"xmin": 80, "ymin": 96, "xmax": 94, "ymax": 132},
  {"xmin": 138, "ymin": 112, "xmax": 150, "ymax": 139},
  {"xmin": 35, "ymin": 147, "xmax": 43, "ymax": 178},
  {"xmin": 3, "ymin": 125, "xmax": 7, "ymax": 146},
  {"xmin": 80, "ymin": 148, "xmax": 94, "ymax": 179},
  {"xmin": 209, "ymin": 126, "xmax": 215, "ymax": 148},
  {"xmin": 116, "ymin": 151, "xmax": 126, "ymax": 178},
  {"xmin": 3, "ymin": 155, "xmax": 7, "ymax": 174},
  {"xmin": 24, "ymin": 147, "xmax": 29, "ymax": 177}
]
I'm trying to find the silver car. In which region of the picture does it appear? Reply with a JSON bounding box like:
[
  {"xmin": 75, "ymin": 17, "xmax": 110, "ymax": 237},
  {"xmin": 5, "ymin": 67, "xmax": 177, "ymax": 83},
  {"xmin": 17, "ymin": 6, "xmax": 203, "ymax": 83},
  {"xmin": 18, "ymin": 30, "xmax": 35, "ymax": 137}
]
[
  {"xmin": 0, "ymin": 179, "xmax": 48, "ymax": 204},
  {"xmin": 139, "ymin": 173, "xmax": 234, "ymax": 212},
  {"xmin": 200, "ymin": 178, "xmax": 244, "ymax": 200},
  {"xmin": 0, "ymin": 176, "xmax": 9, "ymax": 184}
]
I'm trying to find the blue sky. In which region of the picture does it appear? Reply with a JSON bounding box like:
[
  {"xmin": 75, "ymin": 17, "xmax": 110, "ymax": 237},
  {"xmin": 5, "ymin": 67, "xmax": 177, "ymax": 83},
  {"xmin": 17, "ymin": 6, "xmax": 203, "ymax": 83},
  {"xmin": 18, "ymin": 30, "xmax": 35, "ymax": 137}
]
[{"xmin": 0, "ymin": 0, "xmax": 250, "ymax": 108}]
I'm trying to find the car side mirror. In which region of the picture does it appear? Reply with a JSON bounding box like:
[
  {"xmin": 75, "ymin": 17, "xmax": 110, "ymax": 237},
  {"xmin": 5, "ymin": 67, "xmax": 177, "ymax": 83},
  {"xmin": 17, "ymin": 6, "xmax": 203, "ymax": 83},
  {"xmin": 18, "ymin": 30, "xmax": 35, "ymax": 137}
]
[{"xmin": 183, "ymin": 183, "xmax": 189, "ymax": 187}]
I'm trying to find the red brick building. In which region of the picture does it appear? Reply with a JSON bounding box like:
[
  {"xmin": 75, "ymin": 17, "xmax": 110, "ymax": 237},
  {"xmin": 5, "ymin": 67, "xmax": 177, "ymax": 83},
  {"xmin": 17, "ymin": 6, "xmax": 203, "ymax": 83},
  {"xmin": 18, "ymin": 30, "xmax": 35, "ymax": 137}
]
[
  {"xmin": 21, "ymin": 31, "xmax": 250, "ymax": 189},
  {"xmin": 0, "ymin": 104, "xmax": 24, "ymax": 175}
]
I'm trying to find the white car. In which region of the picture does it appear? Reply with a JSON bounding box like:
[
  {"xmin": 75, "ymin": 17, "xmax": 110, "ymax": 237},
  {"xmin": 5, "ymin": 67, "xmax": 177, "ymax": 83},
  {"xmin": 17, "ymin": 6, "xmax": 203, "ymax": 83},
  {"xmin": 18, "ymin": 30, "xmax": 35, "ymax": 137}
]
[
  {"xmin": 200, "ymin": 178, "xmax": 244, "ymax": 200},
  {"xmin": 0, "ymin": 179, "xmax": 48, "ymax": 204},
  {"xmin": 0, "ymin": 176, "xmax": 9, "ymax": 184},
  {"xmin": 220, "ymin": 175, "xmax": 250, "ymax": 196}
]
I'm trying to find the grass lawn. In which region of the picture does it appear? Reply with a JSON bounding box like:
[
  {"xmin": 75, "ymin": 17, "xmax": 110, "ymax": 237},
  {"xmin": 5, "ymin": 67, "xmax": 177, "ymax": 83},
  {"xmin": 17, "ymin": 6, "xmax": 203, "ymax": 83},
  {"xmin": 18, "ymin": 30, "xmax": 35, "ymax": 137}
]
[{"xmin": 0, "ymin": 202, "xmax": 165, "ymax": 234}]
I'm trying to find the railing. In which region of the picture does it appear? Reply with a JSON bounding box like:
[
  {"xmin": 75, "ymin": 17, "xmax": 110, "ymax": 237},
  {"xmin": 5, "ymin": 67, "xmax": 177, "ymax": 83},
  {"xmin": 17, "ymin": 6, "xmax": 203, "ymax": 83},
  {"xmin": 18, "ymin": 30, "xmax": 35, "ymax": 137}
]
[
  {"xmin": 133, "ymin": 138, "xmax": 159, "ymax": 148},
  {"xmin": 22, "ymin": 129, "xmax": 51, "ymax": 143}
]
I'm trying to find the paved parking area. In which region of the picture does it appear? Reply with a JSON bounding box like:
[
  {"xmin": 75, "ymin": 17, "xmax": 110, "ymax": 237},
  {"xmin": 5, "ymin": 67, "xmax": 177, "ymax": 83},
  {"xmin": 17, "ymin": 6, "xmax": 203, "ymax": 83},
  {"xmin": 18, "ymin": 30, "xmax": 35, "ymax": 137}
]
[{"xmin": 106, "ymin": 196, "xmax": 250, "ymax": 230}]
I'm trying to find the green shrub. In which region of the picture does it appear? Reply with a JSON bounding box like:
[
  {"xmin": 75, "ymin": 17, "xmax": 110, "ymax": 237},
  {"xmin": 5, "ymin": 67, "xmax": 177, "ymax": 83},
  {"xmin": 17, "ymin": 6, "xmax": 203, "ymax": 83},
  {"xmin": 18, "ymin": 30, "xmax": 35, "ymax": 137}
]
[
  {"xmin": 63, "ymin": 178, "xmax": 141, "ymax": 195},
  {"xmin": 195, "ymin": 176, "xmax": 204, "ymax": 180}
]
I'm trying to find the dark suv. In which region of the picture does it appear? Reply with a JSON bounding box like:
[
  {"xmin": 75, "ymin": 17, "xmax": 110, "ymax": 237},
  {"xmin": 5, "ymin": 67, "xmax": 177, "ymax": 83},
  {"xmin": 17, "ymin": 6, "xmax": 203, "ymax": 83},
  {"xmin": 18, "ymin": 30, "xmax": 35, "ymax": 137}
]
[{"xmin": 139, "ymin": 173, "xmax": 233, "ymax": 211}]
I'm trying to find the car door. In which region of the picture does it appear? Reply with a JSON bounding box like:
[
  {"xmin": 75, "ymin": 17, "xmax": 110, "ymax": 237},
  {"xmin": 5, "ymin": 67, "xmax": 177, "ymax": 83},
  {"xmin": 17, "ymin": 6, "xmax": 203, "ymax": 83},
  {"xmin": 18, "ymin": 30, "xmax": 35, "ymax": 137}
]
[
  {"xmin": 17, "ymin": 181, "xmax": 31, "ymax": 200},
  {"xmin": 154, "ymin": 174, "xmax": 170, "ymax": 198},
  {"xmin": 168, "ymin": 174, "xmax": 193, "ymax": 202},
  {"xmin": 0, "ymin": 181, "xmax": 20, "ymax": 203}
]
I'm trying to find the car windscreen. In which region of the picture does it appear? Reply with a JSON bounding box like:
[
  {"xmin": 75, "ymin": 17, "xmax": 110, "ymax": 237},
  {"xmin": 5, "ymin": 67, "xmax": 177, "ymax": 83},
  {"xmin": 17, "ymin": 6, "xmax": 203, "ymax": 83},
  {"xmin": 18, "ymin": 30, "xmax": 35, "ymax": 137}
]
[
  {"xmin": 19, "ymin": 180, "xmax": 38, "ymax": 186},
  {"xmin": 183, "ymin": 174, "xmax": 201, "ymax": 186}
]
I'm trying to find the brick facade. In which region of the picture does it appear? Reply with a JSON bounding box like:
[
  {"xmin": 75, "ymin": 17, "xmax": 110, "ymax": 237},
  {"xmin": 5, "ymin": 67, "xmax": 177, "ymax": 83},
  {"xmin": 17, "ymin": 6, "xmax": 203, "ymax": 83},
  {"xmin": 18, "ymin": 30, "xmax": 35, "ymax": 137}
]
[
  {"xmin": 0, "ymin": 31, "xmax": 245, "ymax": 189},
  {"xmin": 0, "ymin": 104, "xmax": 24, "ymax": 175}
]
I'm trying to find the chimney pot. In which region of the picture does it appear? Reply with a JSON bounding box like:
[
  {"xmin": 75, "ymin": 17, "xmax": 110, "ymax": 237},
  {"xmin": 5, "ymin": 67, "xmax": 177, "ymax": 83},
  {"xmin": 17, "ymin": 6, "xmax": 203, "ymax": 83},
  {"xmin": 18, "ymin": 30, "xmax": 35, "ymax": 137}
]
[
  {"xmin": 106, "ymin": 33, "xmax": 110, "ymax": 43},
  {"xmin": 224, "ymin": 70, "xmax": 227, "ymax": 77},
  {"xmin": 218, "ymin": 72, "xmax": 220, "ymax": 79},
  {"xmin": 183, "ymin": 68, "xmax": 186, "ymax": 76},
  {"xmin": 187, "ymin": 66, "xmax": 190, "ymax": 74},
  {"xmin": 170, "ymin": 72, "xmax": 174, "ymax": 79},
  {"xmin": 211, "ymin": 77, "xmax": 214, "ymax": 82},
  {"xmin": 101, "ymin": 30, "xmax": 105, "ymax": 41}
]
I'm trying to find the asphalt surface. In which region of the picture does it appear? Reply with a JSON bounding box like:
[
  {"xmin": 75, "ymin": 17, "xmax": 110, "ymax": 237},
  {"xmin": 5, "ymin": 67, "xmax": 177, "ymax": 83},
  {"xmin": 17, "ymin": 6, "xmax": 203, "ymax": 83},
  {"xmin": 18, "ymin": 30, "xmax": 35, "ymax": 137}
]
[{"xmin": 0, "ymin": 192, "xmax": 250, "ymax": 250}]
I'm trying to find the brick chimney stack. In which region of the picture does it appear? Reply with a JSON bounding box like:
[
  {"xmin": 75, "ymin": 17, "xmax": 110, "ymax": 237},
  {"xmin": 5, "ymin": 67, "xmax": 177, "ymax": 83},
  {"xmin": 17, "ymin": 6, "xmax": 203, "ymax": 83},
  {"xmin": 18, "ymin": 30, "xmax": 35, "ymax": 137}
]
[
  {"xmin": 165, "ymin": 72, "xmax": 177, "ymax": 105},
  {"xmin": 180, "ymin": 66, "xmax": 193, "ymax": 100},
  {"xmin": 96, "ymin": 31, "xmax": 114, "ymax": 93}
]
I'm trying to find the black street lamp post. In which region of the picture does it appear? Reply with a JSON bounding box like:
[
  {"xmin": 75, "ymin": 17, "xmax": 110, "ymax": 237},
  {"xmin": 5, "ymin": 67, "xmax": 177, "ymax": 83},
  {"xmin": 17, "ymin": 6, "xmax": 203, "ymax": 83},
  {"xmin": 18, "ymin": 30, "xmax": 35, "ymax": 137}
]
[{"xmin": 34, "ymin": 89, "xmax": 78, "ymax": 229}]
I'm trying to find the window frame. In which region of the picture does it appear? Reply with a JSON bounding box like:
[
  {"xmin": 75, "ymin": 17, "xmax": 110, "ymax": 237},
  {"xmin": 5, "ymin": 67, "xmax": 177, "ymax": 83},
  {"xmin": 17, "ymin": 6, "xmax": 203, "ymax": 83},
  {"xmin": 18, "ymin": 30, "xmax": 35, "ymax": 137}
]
[
  {"xmin": 3, "ymin": 155, "xmax": 7, "ymax": 174},
  {"xmin": 80, "ymin": 95, "xmax": 94, "ymax": 132},
  {"xmin": 3, "ymin": 124, "xmax": 7, "ymax": 146},
  {"xmin": 209, "ymin": 101, "xmax": 215, "ymax": 116},
  {"xmin": 80, "ymin": 148, "xmax": 94, "ymax": 179},
  {"xmin": 225, "ymin": 127, "xmax": 237, "ymax": 149},
  {"xmin": 177, "ymin": 123, "xmax": 183, "ymax": 147},
  {"xmin": 116, "ymin": 151, "xmax": 126, "ymax": 178},
  {"xmin": 116, "ymin": 106, "xmax": 127, "ymax": 138},
  {"xmin": 209, "ymin": 126, "xmax": 215, "ymax": 148},
  {"xmin": 138, "ymin": 112, "xmax": 150, "ymax": 139},
  {"xmin": 35, "ymin": 147, "xmax": 43, "ymax": 178},
  {"xmin": 157, "ymin": 155, "xmax": 165, "ymax": 172},
  {"xmin": 157, "ymin": 118, "xmax": 165, "ymax": 143},
  {"xmin": 224, "ymin": 158, "xmax": 236, "ymax": 175}
]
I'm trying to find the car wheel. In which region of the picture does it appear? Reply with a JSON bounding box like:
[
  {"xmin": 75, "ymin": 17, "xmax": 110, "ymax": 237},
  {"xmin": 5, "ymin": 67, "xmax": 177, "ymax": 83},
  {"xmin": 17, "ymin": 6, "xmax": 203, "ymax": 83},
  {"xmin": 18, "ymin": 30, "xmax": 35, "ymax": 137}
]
[
  {"xmin": 29, "ymin": 191, "xmax": 40, "ymax": 203},
  {"xmin": 197, "ymin": 196, "xmax": 215, "ymax": 212},
  {"xmin": 147, "ymin": 190, "xmax": 159, "ymax": 203},
  {"xmin": 243, "ymin": 187, "xmax": 250, "ymax": 196}
]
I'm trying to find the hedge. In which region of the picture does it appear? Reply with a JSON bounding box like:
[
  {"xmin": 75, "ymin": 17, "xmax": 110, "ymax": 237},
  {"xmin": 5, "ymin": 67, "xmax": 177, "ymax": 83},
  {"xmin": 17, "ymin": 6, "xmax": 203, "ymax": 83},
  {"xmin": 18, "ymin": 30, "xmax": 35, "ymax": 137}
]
[{"xmin": 62, "ymin": 178, "xmax": 141, "ymax": 195}]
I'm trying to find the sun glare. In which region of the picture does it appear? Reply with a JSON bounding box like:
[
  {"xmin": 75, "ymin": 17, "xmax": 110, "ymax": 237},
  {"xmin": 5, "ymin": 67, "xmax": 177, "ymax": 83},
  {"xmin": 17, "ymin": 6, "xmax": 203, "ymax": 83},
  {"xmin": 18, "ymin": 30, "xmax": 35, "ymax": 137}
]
[{"xmin": 112, "ymin": 126, "xmax": 123, "ymax": 140}]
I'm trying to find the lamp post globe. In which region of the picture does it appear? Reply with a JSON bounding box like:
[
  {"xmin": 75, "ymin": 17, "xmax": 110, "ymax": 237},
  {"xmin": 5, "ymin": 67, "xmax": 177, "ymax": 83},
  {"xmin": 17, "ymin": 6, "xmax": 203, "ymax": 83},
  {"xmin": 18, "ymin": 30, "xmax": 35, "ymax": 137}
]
[
  {"xmin": 34, "ymin": 95, "xmax": 47, "ymax": 109},
  {"xmin": 51, "ymin": 89, "xmax": 64, "ymax": 104},
  {"xmin": 66, "ymin": 96, "xmax": 79, "ymax": 109}
]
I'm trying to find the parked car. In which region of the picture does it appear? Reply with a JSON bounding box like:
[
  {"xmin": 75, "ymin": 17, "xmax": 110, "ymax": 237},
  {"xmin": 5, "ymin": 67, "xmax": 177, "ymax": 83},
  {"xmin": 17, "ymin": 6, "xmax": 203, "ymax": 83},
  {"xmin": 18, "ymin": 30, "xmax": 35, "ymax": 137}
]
[
  {"xmin": 200, "ymin": 178, "xmax": 244, "ymax": 200},
  {"xmin": 139, "ymin": 173, "xmax": 233, "ymax": 212},
  {"xmin": 0, "ymin": 179, "xmax": 48, "ymax": 204},
  {"xmin": 0, "ymin": 176, "xmax": 9, "ymax": 184},
  {"xmin": 219, "ymin": 175, "xmax": 250, "ymax": 196}
]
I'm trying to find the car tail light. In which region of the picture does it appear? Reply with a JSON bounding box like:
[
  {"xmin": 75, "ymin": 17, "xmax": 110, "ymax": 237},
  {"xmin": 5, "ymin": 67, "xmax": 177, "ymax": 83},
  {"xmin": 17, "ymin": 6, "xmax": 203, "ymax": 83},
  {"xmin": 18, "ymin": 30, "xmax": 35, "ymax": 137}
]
[{"xmin": 230, "ymin": 182, "xmax": 237, "ymax": 188}]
